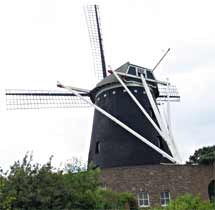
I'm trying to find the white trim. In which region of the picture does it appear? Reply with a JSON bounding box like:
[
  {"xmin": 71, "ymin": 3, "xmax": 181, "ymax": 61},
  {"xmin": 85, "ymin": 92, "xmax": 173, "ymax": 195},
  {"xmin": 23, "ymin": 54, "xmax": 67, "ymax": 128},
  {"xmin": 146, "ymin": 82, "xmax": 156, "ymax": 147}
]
[
  {"xmin": 138, "ymin": 192, "xmax": 150, "ymax": 208},
  {"xmin": 160, "ymin": 191, "xmax": 171, "ymax": 207},
  {"xmin": 95, "ymin": 83, "xmax": 145, "ymax": 99},
  {"xmin": 116, "ymin": 71, "xmax": 168, "ymax": 85},
  {"xmin": 56, "ymin": 82, "xmax": 89, "ymax": 93}
]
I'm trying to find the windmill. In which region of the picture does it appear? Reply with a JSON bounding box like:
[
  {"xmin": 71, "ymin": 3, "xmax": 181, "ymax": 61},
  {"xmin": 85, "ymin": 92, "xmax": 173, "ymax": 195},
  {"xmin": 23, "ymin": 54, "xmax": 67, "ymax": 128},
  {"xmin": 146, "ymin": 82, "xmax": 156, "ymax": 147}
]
[{"xmin": 6, "ymin": 5, "xmax": 181, "ymax": 168}]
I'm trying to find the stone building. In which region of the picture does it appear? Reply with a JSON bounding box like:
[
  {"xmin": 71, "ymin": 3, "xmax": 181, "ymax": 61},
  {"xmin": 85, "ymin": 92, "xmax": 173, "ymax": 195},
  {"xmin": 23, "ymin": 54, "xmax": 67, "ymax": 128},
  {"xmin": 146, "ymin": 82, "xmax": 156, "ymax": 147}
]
[{"xmin": 101, "ymin": 164, "xmax": 215, "ymax": 207}]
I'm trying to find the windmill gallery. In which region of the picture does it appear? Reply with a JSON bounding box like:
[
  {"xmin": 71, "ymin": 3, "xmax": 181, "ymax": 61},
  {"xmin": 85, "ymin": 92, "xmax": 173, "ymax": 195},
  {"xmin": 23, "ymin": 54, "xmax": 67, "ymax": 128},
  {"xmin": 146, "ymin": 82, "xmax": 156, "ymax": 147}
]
[{"xmin": 5, "ymin": 5, "xmax": 215, "ymax": 208}]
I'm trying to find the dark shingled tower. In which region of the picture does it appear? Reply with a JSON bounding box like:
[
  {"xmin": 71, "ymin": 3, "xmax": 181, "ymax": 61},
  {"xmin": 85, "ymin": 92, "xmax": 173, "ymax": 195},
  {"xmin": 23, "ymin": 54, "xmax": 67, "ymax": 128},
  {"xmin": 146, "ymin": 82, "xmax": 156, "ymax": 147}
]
[{"xmin": 88, "ymin": 62, "xmax": 173, "ymax": 168}]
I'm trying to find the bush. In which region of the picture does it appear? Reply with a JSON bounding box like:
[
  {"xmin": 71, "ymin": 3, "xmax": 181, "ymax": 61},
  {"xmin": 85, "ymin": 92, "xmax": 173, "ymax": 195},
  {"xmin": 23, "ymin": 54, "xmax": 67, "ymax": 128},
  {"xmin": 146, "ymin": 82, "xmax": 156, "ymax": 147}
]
[
  {"xmin": 0, "ymin": 153, "xmax": 136, "ymax": 210},
  {"xmin": 151, "ymin": 194, "xmax": 214, "ymax": 210}
]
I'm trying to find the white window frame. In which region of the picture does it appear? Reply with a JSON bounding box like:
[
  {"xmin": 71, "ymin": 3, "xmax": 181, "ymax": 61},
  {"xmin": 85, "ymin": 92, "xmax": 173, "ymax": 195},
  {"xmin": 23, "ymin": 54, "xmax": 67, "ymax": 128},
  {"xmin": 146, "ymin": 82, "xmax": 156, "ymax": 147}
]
[
  {"xmin": 126, "ymin": 65, "xmax": 137, "ymax": 76},
  {"xmin": 138, "ymin": 192, "xmax": 150, "ymax": 208},
  {"xmin": 126, "ymin": 66, "xmax": 147, "ymax": 79},
  {"xmin": 137, "ymin": 67, "xmax": 147, "ymax": 78},
  {"xmin": 160, "ymin": 191, "xmax": 171, "ymax": 207}
]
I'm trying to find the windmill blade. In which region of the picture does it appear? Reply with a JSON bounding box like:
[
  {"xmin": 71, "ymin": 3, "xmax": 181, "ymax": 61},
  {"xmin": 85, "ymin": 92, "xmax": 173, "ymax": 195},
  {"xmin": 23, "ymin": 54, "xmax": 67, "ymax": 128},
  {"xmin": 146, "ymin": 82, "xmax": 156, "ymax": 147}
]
[
  {"xmin": 157, "ymin": 84, "xmax": 180, "ymax": 102},
  {"xmin": 6, "ymin": 89, "xmax": 91, "ymax": 110},
  {"xmin": 84, "ymin": 5, "xmax": 107, "ymax": 80}
]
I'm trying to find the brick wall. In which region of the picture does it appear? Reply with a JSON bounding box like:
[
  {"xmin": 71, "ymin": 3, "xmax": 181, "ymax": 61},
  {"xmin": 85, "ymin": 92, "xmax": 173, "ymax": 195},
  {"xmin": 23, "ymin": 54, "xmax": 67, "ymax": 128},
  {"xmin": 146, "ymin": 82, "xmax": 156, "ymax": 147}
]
[{"xmin": 101, "ymin": 164, "xmax": 215, "ymax": 207}]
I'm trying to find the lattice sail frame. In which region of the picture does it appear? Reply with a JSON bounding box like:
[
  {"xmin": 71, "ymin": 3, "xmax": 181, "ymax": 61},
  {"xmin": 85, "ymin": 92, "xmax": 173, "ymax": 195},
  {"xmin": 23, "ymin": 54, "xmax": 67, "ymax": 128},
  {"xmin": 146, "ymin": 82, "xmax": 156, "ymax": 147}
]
[
  {"xmin": 157, "ymin": 84, "xmax": 180, "ymax": 102},
  {"xmin": 84, "ymin": 5, "xmax": 106, "ymax": 80},
  {"xmin": 6, "ymin": 89, "xmax": 90, "ymax": 110}
]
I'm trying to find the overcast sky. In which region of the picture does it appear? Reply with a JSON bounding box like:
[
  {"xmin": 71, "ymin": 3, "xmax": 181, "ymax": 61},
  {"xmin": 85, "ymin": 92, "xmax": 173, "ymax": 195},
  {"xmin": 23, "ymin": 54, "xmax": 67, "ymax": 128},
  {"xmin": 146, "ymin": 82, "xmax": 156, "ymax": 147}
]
[{"xmin": 0, "ymin": 0, "xmax": 214, "ymax": 170}]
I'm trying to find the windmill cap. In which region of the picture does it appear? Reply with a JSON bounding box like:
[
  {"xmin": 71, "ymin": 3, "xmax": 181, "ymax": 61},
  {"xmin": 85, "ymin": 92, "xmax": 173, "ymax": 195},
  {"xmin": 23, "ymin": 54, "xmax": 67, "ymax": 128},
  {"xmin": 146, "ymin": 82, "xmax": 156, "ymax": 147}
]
[
  {"xmin": 89, "ymin": 62, "xmax": 158, "ymax": 103},
  {"xmin": 95, "ymin": 62, "xmax": 154, "ymax": 89}
]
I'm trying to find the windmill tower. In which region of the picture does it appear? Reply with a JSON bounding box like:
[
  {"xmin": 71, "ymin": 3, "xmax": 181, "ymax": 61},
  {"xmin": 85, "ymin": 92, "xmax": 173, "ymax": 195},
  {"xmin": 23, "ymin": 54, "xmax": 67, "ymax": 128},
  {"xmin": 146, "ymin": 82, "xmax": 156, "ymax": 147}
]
[{"xmin": 6, "ymin": 5, "xmax": 181, "ymax": 169}]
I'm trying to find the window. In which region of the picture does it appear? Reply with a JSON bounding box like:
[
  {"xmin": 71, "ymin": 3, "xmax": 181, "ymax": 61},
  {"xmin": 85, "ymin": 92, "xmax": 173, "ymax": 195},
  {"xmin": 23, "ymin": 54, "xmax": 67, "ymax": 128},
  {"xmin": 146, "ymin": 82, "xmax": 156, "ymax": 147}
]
[
  {"xmin": 128, "ymin": 66, "xmax": 137, "ymax": 76},
  {"xmin": 95, "ymin": 141, "xmax": 100, "ymax": 154},
  {"xmin": 137, "ymin": 68, "xmax": 146, "ymax": 78},
  {"xmin": 147, "ymin": 71, "xmax": 154, "ymax": 79},
  {"xmin": 160, "ymin": 191, "xmax": 170, "ymax": 206},
  {"xmin": 127, "ymin": 66, "xmax": 140, "ymax": 83},
  {"xmin": 101, "ymin": 183, "xmax": 107, "ymax": 190},
  {"xmin": 138, "ymin": 192, "xmax": 150, "ymax": 207}
]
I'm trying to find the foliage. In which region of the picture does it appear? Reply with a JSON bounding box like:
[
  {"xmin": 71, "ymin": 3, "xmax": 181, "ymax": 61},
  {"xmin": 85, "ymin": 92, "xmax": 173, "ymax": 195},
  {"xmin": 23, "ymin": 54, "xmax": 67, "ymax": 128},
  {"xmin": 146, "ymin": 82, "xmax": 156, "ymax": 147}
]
[
  {"xmin": 0, "ymin": 153, "xmax": 135, "ymax": 210},
  {"xmin": 63, "ymin": 157, "xmax": 87, "ymax": 173},
  {"xmin": 150, "ymin": 194, "xmax": 214, "ymax": 210},
  {"xmin": 187, "ymin": 145, "xmax": 215, "ymax": 165},
  {"xmin": 118, "ymin": 192, "xmax": 137, "ymax": 209},
  {"xmin": 208, "ymin": 180, "xmax": 215, "ymax": 204},
  {"xmin": 94, "ymin": 189, "xmax": 137, "ymax": 210},
  {"xmin": 167, "ymin": 194, "xmax": 214, "ymax": 210}
]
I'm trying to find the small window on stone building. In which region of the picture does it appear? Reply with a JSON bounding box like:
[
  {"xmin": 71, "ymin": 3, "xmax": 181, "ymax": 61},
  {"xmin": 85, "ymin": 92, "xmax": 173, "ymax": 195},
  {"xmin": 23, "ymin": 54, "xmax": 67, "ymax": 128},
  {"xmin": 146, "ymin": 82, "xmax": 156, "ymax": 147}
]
[
  {"xmin": 138, "ymin": 192, "xmax": 150, "ymax": 207},
  {"xmin": 101, "ymin": 183, "xmax": 107, "ymax": 190},
  {"xmin": 95, "ymin": 141, "xmax": 100, "ymax": 154},
  {"xmin": 160, "ymin": 191, "xmax": 170, "ymax": 206}
]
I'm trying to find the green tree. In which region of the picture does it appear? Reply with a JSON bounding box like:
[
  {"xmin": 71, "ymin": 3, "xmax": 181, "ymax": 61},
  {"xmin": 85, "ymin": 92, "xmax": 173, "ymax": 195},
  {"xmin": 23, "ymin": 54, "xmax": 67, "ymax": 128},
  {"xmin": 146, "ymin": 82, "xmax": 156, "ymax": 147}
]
[
  {"xmin": 63, "ymin": 165, "xmax": 101, "ymax": 209},
  {"xmin": 187, "ymin": 145, "xmax": 215, "ymax": 165},
  {"xmin": 2, "ymin": 153, "xmax": 67, "ymax": 210},
  {"xmin": 151, "ymin": 194, "xmax": 214, "ymax": 210},
  {"xmin": 0, "ymin": 153, "xmax": 135, "ymax": 210}
]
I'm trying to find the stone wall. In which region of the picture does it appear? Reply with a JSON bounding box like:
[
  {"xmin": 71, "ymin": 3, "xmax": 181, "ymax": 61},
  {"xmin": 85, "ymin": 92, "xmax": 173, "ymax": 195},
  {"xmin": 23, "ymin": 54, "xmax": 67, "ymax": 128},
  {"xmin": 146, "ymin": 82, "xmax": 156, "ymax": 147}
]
[{"xmin": 101, "ymin": 164, "xmax": 215, "ymax": 207}]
